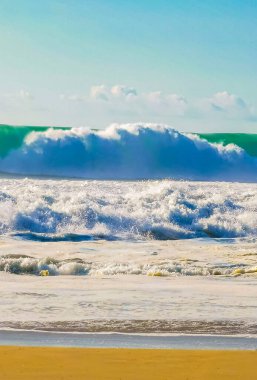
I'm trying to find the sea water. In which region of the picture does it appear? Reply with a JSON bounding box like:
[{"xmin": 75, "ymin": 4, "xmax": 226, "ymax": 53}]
[{"xmin": 0, "ymin": 124, "xmax": 256, "ymax": 335}]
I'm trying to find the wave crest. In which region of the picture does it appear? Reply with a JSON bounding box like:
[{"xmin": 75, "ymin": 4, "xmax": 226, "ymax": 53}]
[{"xmin": 0, "ymin": 123, "xmax": 256, "ymax": 181}]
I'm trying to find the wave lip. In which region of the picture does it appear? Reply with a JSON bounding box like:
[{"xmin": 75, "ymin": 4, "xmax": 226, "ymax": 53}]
[{"xmin": 0, "ymin": 123, "xmax": 257, "ymax": 181}]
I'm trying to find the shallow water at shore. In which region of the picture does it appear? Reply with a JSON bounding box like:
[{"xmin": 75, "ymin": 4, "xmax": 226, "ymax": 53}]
[
  {"xmin": 0, "ymin": 237, "xmax": 256, "ymax": 334},
  {"xmin": 1, "ymin": 330, "xmax": 257, "ymax": 349}
]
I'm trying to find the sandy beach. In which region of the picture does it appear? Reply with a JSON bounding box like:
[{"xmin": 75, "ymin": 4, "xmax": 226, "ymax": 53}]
[{"xmin": 0, "ymin": 346, "xmax": 256, "ymax": 380}]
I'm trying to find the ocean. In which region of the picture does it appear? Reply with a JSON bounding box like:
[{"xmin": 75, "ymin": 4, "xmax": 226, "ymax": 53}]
[
  {"xmin": 0, "ymin": 123, "xmax": 256, "ymax": 336},
  {"xmin": 1, "ymin": 123, "xmax": 257, "ymax": 181}
]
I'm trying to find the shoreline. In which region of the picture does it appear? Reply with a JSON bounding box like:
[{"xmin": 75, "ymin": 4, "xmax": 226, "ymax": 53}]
[
  {"xmin": 0, "ymin": 330, "xmax": 257, "ymax": 350},
  {"xmin": 1, "ymin": 319, "xmax": 256, "ymax": 335}
]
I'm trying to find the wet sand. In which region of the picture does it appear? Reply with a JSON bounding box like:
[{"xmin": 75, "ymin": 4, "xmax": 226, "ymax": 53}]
[{"xmin": 0, "ymin": 346, "xmax": 256, "ymax": 379}]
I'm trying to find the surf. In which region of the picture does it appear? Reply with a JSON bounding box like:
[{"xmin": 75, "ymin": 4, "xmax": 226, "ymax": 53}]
[
  {"xmin": 1, "ymin": 177, "xmax": 257, "ymax": 241},
  {"xmin": 1, "ymin": 123, "xmax": 257, "ymax": 181}
]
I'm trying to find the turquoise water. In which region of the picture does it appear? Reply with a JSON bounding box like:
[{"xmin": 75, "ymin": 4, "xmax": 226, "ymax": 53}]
[
  {"xmin": 0, "ymin": 125, "xmax": 69, "ymax": 158},
  {"xmin": 199, "ymin": 133, "xmax": 257, "ymax": 157}
]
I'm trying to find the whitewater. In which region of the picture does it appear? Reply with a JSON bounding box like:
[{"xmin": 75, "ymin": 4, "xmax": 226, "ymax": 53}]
[
  {"xmin": 2, "ymin": 177, "xmax": 257, "ymax": 241},
  {"xmin": 0, "ymin": 123, "xmax": 256, "ymax": 335}
]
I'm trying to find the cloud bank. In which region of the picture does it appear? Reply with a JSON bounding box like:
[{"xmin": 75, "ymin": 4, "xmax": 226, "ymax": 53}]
[
  {"xmin": 0, "ymin": 86, "xmax": 256, "ymax": 130},
  {"xmin": 60, "ymin": 85, "xmax": 256, "ymax": 122}
]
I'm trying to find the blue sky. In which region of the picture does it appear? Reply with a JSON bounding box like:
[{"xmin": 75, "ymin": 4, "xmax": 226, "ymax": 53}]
[{"xmin": 0, "ymin": 0, "xmax": 257, "ymax": 131}]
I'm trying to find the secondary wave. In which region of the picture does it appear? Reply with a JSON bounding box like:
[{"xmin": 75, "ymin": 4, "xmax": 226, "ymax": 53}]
[
  {"xmin": 1, "ymin": 123, "xmax": 257, "ymax": 181},
  {"xmin": 1, "ymin": 254, "xmax": 256, "ymax": 276}
]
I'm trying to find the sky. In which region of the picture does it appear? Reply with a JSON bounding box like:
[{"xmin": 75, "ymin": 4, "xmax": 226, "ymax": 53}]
[{"xmin": 0, "ymin": 0, "xmax": 257, "ymax": 132}]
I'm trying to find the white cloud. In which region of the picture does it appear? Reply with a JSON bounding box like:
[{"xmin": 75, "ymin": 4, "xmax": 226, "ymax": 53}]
[
  {"xmin": 90, "ymin": 85, "xmax": 109, "ymax": 101},
  {"xmin": 89, "ymin": 84, "xmax": 137, "ymax": 101},
  {"xmin": 111, "ymin": 85, "xmax": 137, "ymax": 98},
  {"xmin": 207, "ymin": 91, "xmax": 246, "ymax": 112},
  {"xmin": 60, "ymin": 84, "xmax": 187, "ymax": 116},
  {"xmin": 58, "ymin": 86, "xmax": 257, "ymax": 123},
  {"xmin": 87, "ymin": 84, "xmax": 188, "ymax": 115},
  {"xmin": 145, "ymin": 91, "xmax": 187, "ymax": 114},
  {"xmin": 60, "ymin": 94, "xmax": 86, "ymax": 102},
  {"xmin": 3, "ymin": 89, "xmax": 33, "ymax": 101},
  {"xmin": 19, "ymin": 89, "xmax": 33, "ymax": 100},
  {"xmin": 196, "ymin": 91, "xmax": 257, "ymax": 121}
]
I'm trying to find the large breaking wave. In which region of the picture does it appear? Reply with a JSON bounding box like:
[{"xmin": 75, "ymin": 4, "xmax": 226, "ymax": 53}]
[{"xmin": 1, "ymin": 123, "xmax": 257, "ymax": 181}]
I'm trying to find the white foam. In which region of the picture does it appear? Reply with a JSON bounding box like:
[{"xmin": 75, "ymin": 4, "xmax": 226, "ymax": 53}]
[
  {"xmin": 1, "ymin": 178, "xmax": 257, "ymax": 240},
  {"xmin": 0, "ymin": 254, "xmax": 256, "ymax": 277}
]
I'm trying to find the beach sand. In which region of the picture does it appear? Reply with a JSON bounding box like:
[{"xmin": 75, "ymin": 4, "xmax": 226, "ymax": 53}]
[{"xmin": 0, "ymin": 347, "xmax": 256, "ymax": 380}]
